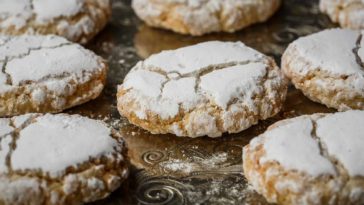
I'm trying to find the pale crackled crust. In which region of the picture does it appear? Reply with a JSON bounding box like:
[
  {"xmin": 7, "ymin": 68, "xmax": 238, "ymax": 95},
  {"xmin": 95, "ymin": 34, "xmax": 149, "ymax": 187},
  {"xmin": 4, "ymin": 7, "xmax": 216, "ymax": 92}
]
[
  {"xmin": 132, "ymin": 0, "xmax": 281, "ymax": 36},
  {"xmin": 282, "ymin": 43, "xmax": 364, "ymax": 111},
  {"xmin": 0, "ymin": 35, "xmax": 108, "ymax": 117},
  {"xmin": 117, "ymin": 57, "xmax": 287, "ymax": 138},
  {"xmin": 0, "ymin": 114, "xmax": 129, "ymax": 205},
  {"xmin": 0, "ymin": 0, "xmax": 111, "ymax": 44},
  {"xmin": 320, "ymin": 0, "xmax": 364, "ymax": 29},
  {"xmin": 243, "ymin": 114, "xmax": 364, "ymax": 205},
  {"xmin": 0, "ymin": 66, "xmax": 107, "ymax": 117}
]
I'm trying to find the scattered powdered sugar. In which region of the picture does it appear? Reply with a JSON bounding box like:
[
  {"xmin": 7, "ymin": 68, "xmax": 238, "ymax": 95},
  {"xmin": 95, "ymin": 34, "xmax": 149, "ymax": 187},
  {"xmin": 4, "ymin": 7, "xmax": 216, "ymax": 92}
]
[
  {"xmin": 161, "ymin": 159, "xmax": 195, "ymax": 174},
  {"xmin": 160, "ymin": 152, "xmax": 228, "ymax": 174},
  {"xmin": 184, "ymin": 175, "xmax": 266, "ymax": 205}
]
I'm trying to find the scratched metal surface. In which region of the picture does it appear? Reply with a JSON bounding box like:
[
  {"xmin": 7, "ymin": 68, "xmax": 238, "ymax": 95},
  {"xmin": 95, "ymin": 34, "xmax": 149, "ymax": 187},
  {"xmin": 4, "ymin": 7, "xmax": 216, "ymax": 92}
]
[{"xmin": 67, "ymin": 0, "xmax": 337, "ymax": 204}]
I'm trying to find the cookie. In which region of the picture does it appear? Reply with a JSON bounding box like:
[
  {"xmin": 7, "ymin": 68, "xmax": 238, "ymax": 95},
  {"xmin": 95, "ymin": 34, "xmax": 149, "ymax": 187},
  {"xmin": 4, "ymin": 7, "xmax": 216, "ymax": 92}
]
[
  {"xmin": 0, "ymin": 113, "xmax": 128, "ymax": 205},
  {"xmin": 132, "ymin": 0, "xmax": 281, "ymax": 36},
  {"xmin": 117, "ymin": 41, "xmax": 287, "ymax": 138},
  {"xmin": 243, "ymin": 110, "xmax": 364, "ymax": 205},
  {"xmin": 0, "ymin": 35, "xmax": 107, "ymax": 117},
  {"xmin": 0, "ymin": 0, "xmax": 111, "ymax": 44},
  {"xmin": 320, "ymin": 0, "xmax": 364, "ymax": 29},
  {"xmin": 282, "ymin": 29, "xmax": 364, "ymax": 111}
]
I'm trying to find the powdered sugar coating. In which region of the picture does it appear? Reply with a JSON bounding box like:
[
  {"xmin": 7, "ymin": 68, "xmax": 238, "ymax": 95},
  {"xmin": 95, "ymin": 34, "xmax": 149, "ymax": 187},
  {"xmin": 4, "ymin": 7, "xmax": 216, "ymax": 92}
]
[
  {"xmin": 282, "ymin": 28, "xmax": 364, "ymax": 111},
  {"xmin": 0, "ymin": 113, "xmax": 128, "ymax": 205},
  {"xmin": 317, "ymin": 110, "xmax": 364, "ymax": 177},
  {"xmin": 118, "ymin": 41, "xmax": 287, "ymax": 137},
  {"xmin": 11, "ymin": 114, "xmax": 118, "ymax": 177},
  {"xmin": 0, "ymin": 119, "xmax": 13, "ymax": 136},
  {"xmin": 0, "ymin": 35, "xmax": 107, "ymax": 116},
  {"xmin": 251, "ymin": 111, "xmax": 364, "ymax": 177},
  {"xmin": 292, "ymin": 29, "xmax": 363, "ymax": 76},
  {"xmin": 200, "ymin": 63, "xmax": 267, "ymax": 110},
  {"xmin": 143, "ymin": 41, "xmax": 265, "ymax": 74},
  {"xmin": 132, "ymin": 0, "xmax": 281, "ymax": 36},
  {"xmin": 0, "ymin": 0, "xmax": 111, "ymax": 43},
  {"xmin": 260, "ymin": 117, "xmax": 336, "ymax": 176},
  {"xmin": 6, "ymin": 44, "xmax": 102, "ymax": 86},
  {"xmin": 33, "ymin": 0, "xmax": 84, "ymax": 24},
  {"xmin": 243, "ymin": 110, "xmax": 364, "ymax": 205}
]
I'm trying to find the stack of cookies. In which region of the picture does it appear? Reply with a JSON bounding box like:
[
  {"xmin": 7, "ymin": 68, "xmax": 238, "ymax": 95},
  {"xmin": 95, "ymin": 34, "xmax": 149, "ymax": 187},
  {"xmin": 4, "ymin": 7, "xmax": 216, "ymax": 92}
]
[{"xmin": 1, "ymin": 0, "xmax": 364, "ymax": 204}]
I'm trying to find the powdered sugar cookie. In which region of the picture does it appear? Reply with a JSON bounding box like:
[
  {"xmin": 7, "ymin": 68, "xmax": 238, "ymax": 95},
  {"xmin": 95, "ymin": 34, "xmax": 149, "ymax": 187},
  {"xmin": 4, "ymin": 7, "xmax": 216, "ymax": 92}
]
[
  {"xmin": 0, "ymin": 0, "xmax": 111, "ymax": 44},
  {"xmin": 0, "ymin": 113, "xmax": 128, "ymax": 204},
  {"xmin": 132, "ymin": 0, "xmax": 281, "ymax": 36},
  {"xmin": 282, "ymin": 29, "xmax": 364, "ymax": 111},
  {"xmin": 0, "ymin": 35, "xmax": 107, "ymax": 117},
  {"xmin": 320, "ymin": 0, "xmax": 364, "ymax": 29},
  {"xmin": 243, "ymin": 110, "xmax": 364, "ymax": 205},
  {"xmin": 117, "ymin": 41, "xmax": 287, "ymax": 138}
]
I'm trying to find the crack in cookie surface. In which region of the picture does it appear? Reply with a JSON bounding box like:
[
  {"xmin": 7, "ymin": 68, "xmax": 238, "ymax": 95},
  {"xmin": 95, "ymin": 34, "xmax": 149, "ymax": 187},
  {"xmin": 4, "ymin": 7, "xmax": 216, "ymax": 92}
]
[
  {"xmin": 118, "ymin": 41, "xmax": 287, "ymax": 137},
  {"xmin": 5, "ymin": 114, "xmax": 37, "ymax": 172},
  {"xmin": 243, "ymin": 111, "xmax": 364, "ymax": 205},
  {"xmin": 0, "ymin": 35, "xmax": 107, "ymax": 117},
  {"xmin": 1, "ymin": 59, "xmax": 12, "ymax": 85},
  {"xmin": 282, "ymin": 29, "xmax": 364, "ymax": 111},
  {"xmin": 0, "ymin": 113, "xmax": 128, "ymax": 204},
  {"xmin": 353, "ymin": 33, "xmax": 364, "ymax": 71},
  {"xmin": 0, "ymin": 42, "xmax": 74, "ymax": 86}
]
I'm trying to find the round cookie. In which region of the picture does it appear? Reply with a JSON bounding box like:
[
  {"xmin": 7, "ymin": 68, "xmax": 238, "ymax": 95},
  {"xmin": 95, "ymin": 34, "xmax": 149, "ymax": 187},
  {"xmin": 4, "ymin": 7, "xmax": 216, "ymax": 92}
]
[
  {"xmin": 243, "ymin": 110, "xmax": 364, "ymax": 205},
  {"xmin": 132, "ymin": 0, "xmax": 281, "ymax": 36},
  {"xmin": 320, "ymin": 0, "xmax": 364, "ymax": 29},
  {"xmin": 0, "ymin": 0, "xmax": 111, "ymax": 44},
  {"xmin": 0, "ymin": 35, "xmax": 107, "ymax": 117},
  {"xmin": 117, "ymin": 41, "xmax": 288, "ymax": 138},
  {"xmin": 282, "ymin": 29, "xmax": 364, "ymax": 111},
  {"xmin": 0, "ymin": 113, "xmax": 128, "ymax": 205}
]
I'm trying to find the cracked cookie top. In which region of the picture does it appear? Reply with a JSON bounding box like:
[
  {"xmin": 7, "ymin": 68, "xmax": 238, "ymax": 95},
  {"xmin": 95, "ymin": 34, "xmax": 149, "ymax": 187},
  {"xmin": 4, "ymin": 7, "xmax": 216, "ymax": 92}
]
[
  {"xmin": 0, "ymin": 0, "xmax": 83, "ymax": 29},
  {"xmin": 290, "ymin": 29, "xmax": 364, "ymax": 76},
  {"xmin": 0, "ymin": 35, "xmax": 104, "ymax": 94},
  {"xmin": 251, "ymin": 110, "xmax": 364, "ymax": 177},
  {"xmin": 0, "ymin": 0, "xmax": 111, "ymax": 43},
  {"xmin": 118, "ymin": 41, "xmax": 287, "ymax": 137},
  {"xmin": 122, "ymin": 41, "xmax": 271, "ymax": 119},
  {"xmin": 0, "ymin": 113, "xmax": 123, "ymax": 177},
  {"xmin": 0, "ymin": 113, "xmax": 128, "ymax": 204}
]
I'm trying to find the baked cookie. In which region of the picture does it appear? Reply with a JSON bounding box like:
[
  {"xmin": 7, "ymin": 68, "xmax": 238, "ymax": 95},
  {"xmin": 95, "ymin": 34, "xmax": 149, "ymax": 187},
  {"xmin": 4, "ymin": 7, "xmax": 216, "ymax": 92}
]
[
  {"xmin": 117, "ymin": 41, "xmax": 287, "ymax": 138},
  {"xmin": 243, "ymin": 110, "xmax": 364, "ymax": 205},
  {"xmin": 282, "ymin": 29, "xmax": 364, "ymax": 111},
  {"xmin": 0, "ymin": 35, "xmax": 107, "ymax": 117},
  {"xmin": 0, "ymin": 0, "xmax": 111, "ymax": 44},
  {"xmin": 0, "ymin": 113, "xmax": 128, "ymax": 205},
  {"xmin": 132, "ymin": 0, "xmax": 281, "ymax": 36},
  {"xmin": 320, "ymin": 0, "xmax": 364, "ymax": 29}
]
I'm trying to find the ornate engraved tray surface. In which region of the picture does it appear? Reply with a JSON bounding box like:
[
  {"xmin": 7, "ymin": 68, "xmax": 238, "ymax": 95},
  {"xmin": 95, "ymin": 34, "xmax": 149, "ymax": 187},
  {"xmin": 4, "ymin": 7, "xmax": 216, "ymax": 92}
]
[{"xmin": 69, "ymin": 0, "xmax": 336, "ymax": 204}]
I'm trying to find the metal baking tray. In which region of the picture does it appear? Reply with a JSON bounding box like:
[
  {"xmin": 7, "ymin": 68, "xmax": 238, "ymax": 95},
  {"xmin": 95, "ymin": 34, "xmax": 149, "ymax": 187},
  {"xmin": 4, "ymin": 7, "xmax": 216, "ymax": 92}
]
[{"xmin": 69, "ymin": 0, "xmax": 337, "ymax": 204}]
